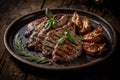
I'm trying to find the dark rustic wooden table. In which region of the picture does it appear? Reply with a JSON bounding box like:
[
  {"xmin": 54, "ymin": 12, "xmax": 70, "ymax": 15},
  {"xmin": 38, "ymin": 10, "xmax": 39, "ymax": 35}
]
[{"xmin": 0, "ymin": 0, "xmax": 120, "ymax": 80}]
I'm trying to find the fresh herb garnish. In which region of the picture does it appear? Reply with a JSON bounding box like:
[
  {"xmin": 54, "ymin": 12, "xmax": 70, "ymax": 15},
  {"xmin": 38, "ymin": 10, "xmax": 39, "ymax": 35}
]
[
  {"xmin": 58, "ymin": 37, "xmax": 65, "ymax": 45},
  {"xmin": 45, "ymin": 8, "xmax": 54, "ymax": 19},
  {"xmin": 45, "ymin": 8, "xmax": 58, "ymax": 31},
  {"xmin": 15, "ymin": 34, "xmax": 50, "ymax": 64},
  {"xmin": 64, "ymin": 30, "xmax": 78, "ymax": 45},
  {"xmin": 45, "ymin": 20, "xmax": 52, "ymax": 31},
  {"xmin": 58, "ymin": 30, "xmax": 79, "ymax": 45}
]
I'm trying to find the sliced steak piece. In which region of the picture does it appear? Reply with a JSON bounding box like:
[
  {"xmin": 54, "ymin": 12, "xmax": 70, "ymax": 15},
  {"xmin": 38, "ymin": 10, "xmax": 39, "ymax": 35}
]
[
  {"xmin": 25, "ymin": 19, "xmax": 48, "ymax": 51},
  {"xmin": 42, "ymin": 21, "xmax": 76, "ymax": 57},
  {"xmin": 26, "ymin": 24, "xmax": 48, "ymax": 51},
  {"xmin": 83, "ymin": 25, "xmax": 103, "ymax": 43},
  {"xmin": 25, "ymin": 17, "xmax": 48, "ymax": 38},
  {"xmin": 25, "ymin": 14, "xmax": 67, "ymax": 38}
]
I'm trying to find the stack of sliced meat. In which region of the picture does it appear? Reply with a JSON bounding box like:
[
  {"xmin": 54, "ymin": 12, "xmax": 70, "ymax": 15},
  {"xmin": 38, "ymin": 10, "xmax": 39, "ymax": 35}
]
[{"xmin": 25, "ymin": 12, "xmax": 105, "ymax": 62}]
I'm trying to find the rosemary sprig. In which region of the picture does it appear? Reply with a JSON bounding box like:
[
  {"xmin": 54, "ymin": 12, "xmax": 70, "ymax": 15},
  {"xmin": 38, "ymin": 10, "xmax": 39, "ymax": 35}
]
[{"xmin": 15, "ymin": 34, "xmax": 50, "ymax": 64}]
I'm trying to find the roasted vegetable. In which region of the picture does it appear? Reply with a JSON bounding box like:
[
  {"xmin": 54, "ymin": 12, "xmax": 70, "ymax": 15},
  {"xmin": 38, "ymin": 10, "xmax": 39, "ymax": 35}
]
[
  {"xmin": 83, "ymin": 25, "xmax": 103, "ymax": 42},
  {"xmin": 45, "ymin": 8, "xmax": 58, "ymax": 31},
  {"xmin": 72, "ymin": 12, "xmax": 91, "ymax": 34},
  {"xmin": 79, "ymin": 17, "xmax": 91, "ymax": 34},
  {"xmin": 83, "ymin": 42, "xmax": 105, "ymax": 57},
  {"xmin": 72, "ymin": 12, "xmax": 83, "ymax": 30}
]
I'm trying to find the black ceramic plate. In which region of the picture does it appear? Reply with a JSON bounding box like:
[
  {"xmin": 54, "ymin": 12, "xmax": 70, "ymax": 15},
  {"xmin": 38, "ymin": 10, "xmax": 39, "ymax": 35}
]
[{"xmin": 4, "ymin": 8, "xmax": 116, "ymax": 70}]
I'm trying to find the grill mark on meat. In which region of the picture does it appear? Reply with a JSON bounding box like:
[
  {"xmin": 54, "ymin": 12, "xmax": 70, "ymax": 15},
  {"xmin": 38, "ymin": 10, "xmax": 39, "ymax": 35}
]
[
  {"xmin": 57, "ymin": 40, "xmax": 78, "ymax": 56},
  {"xmin": 52, "ymin": 54, "xmax": 64, "ymax": 62},
  {"xmin": 63, "ymin": 41, "xmax": 75, "ymax": 53},
  {"xmin": 43, "ymin": 48, "xmax": 53, "ymax": 56},
  {"xmin": 52, "ymin": 43, "xmax": 69, "ymax": 61},
  {"xmin": 53, "ymin": 49, "xmax": 67, "ymax": 59},
  {"xmin": 42, "ymin": 43, "xmax": 54, "ymax": 56},
  {"xmin": 43, "ymin": 46, "xmax": 52, "ymax": 51},
  {"xmin": 46, "ymin": 39, "xmax": 56, "ymax": 45},
  {"xmin": 42, "ymin": 26, "xmax": 82, "ymax": 62},
  {"xmin": 42, "ymin": 28, "xmax": 64, "ymax": 57},
  {"xmin": 65, "ymin": 40, "xmax": 76, "ymax": 48},
  {"xmin": 57, "ymin": 46, "xmax": 71, "ymax": 55},
  {"xmin": 52, "ymin": 32, "xmax": 82, "ymax": 62}
]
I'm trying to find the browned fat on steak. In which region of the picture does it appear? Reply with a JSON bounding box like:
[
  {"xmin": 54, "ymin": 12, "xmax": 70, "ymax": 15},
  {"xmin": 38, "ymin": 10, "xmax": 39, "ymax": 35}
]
[{"xmin": 42, "ymin": 27, "xmax": 82, "ymax": 62}]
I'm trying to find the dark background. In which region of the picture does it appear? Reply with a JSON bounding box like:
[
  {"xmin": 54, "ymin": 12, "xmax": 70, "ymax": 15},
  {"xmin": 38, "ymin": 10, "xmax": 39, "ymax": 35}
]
[{"xmin": 0, "ymin": 0, "xmax": 120, "ymax": 80}]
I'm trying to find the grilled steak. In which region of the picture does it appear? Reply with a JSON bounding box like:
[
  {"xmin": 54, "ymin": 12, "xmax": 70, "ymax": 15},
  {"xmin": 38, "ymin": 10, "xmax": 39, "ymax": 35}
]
[
  {"xmin": 25, "ymin": 17, "xmax": 48, "ymax": 38},
  {"xmin": 52, "ymin": 35, "xmax": 82, "ymax": 62},
  {"xmin": 25, "ymin": 18, "xmax": 47, "ymax": 51},
  {"xmin": 25, "ymin": 14, "xmax": 69, "ymax": 51},
  {"xmin": 24, "ymin": 14, "xmax": 66, "ymax": 38},
  {"xmin": 42, "ymin": 28, "xmax": 64, "ymax": 56},
  {"xmin": 42, "ymin": 27, "xmax": 82, "ymax": 62},
  {"xmin": 42, "ymin": 21, "xmax": 76, "ymax": 56}
]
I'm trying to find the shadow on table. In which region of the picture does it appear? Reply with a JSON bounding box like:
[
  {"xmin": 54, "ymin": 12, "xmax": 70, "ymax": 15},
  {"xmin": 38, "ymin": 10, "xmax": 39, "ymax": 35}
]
[{"xmin": 14, "ymin": 31, "xmax": 120, "ymax": 80}]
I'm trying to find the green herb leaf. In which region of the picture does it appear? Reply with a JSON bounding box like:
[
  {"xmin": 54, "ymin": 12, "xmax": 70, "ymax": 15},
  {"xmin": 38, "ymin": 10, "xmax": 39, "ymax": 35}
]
[
  {"xmin": 58, "ymin": 37, "xmax": 65, "ymax": 45},
  {"xmin": 45, "ymin": 8, "xmax": 58, "ymax": 31},
  {"xmin": 45, "ymin": 20, "xmax": 52, "ymax": 31},
  {"xmin": 15, "ymin": 33, "xmax": 50, "ymax": 64},
  {"xmin": 45, "ymin": 8, "xmax": 54, "ymax": 19},
  {"xmin": 64, "ymin": 30, "xmax": 78, "ymax": 45},
  {"xmin": 52, "ymin": 20, "xmax": 58, "ymax": 28}
]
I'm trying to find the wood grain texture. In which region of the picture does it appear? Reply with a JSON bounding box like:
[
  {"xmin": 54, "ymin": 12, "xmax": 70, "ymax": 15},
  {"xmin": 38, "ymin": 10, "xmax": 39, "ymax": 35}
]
[{"xmin": 0, "ymin": 0, "xmax": 120, "ymax": 80}]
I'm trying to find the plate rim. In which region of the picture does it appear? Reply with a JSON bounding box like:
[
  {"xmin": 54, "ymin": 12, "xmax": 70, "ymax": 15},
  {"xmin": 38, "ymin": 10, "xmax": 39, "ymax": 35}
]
[{"xmin": 4, "ymin": 8, "xmax": 117, "ymax": 70}]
